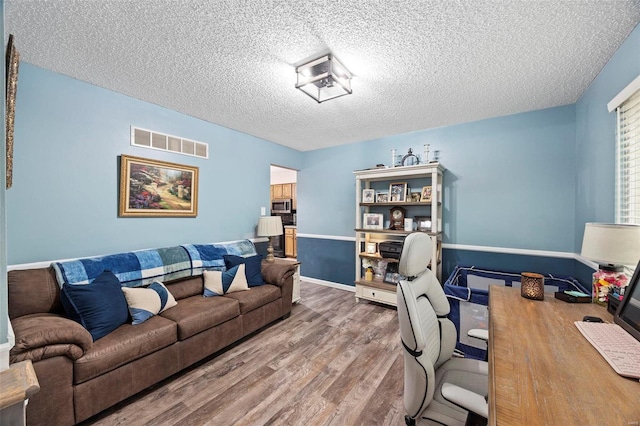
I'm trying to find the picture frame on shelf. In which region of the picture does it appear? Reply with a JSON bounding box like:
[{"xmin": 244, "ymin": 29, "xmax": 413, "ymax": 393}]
[
  {"xmin": 365, "ymin": 242, "xmax": 378, "ymax": 254},
  {"xmin": 420, "ymin": 185, "xmax": 432, "ymax": 202},
  {"xmin": 363, "ymin": 213, "xmax": 384, "ymax": 230},
  {"xmin": 376, "ymin": 192, "xmax": 389, "ymax": 203},
  {"xmin": 415, "ymin": 216, "xmax": 432, "ymax": 232},
  {"xmin": 410, "ymin": 192, "xmax": 421, "ymax": 202},
  {"xmin": 362, "ymin": 189, "xmax": 375, "ymax": 203},
  {"xmin": 389, "ymin": 181, "xmax": 408, "ymax": 202},
  {"xmin": 119, "ymin": 155, "xmax": 199, "ymax": 217}
]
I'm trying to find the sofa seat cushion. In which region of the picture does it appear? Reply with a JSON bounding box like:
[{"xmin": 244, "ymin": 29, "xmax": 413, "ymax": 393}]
[
  {"xmin": 222, "ymin": 284, "xmax": 280, "ymax": 314},
  {"xmin": 159, "ymin": 295, "xmax": 240, "ymax": 340},
  {"xmin": 74, "ymin": 315, "xmax": 177, "ymax": 384}
]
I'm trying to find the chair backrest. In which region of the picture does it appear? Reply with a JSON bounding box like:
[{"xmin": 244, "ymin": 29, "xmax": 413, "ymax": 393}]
[{"xmin": 396, "ymin": 233, "xmax": 458, "ymax": 419}]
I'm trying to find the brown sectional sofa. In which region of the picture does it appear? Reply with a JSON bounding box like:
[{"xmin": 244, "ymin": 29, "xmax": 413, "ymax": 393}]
[{"xmin": 8, "ymin": 261, "xmax": 295, "ymax": 425}]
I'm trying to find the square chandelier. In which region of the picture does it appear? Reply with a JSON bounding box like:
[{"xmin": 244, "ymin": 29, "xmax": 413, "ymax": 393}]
[{"xmin": 295, "ymin": 54, "xmax": 352, "ymax": 103}]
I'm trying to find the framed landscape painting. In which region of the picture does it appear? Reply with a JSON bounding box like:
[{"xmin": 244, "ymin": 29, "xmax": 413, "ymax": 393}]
[{"xmin": 119, "ymin": 155, "xmax": 199, "ymax": 217}]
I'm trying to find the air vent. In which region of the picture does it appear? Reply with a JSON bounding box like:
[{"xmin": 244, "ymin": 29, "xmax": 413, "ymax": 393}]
[{"xmin": 131, "ymin": 126, "xmax": 209, "ymax": 159}]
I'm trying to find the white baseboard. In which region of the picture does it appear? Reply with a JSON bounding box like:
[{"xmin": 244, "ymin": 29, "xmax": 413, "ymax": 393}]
[{"xmin": 300, "ymin": 276, "xmax": 355, "ymax": 293}]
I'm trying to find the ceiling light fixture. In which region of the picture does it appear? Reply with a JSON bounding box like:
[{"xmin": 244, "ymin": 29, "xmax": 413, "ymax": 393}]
[{"xmin": 295, "ymin": 54, "xmax": 352, "ymax": 103}]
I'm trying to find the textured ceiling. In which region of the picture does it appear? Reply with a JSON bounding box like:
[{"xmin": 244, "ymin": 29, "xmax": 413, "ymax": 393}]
[{"xmin": 5, "ymin": 1, "xmax": 640, "ymax": 152}]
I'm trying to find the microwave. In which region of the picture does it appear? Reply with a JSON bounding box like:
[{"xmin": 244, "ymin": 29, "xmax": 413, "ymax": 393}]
[{"xmin": 272, "ymin": 199, "xmax": 292, "ymax": 213}]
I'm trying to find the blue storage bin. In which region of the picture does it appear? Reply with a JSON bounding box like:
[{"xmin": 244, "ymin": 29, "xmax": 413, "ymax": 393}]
[{"xmin": 443, "ymin": 265, "xmax": 589, "ymax": 360}]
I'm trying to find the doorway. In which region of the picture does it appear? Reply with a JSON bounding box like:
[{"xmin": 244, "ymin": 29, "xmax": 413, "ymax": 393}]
[{"xmin": 270, "ymin": 165, "xmax": 297, "ymax": 259}]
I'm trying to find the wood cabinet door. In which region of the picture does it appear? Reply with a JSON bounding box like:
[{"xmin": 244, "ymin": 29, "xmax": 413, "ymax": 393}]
[
  {"xmin": 282, "ymin": 183, "xmax": 292, "ymax": 198},
  {"xmin": 285, "ymin": 233, "xmax": 294, "ymax": 257},
  {"xmin": 272, "ymin": 184, "xmax": 283, "ymax": 199},
  {"xmin": 293, "ymin": 229, "xmax": 297, "ymax": 257},
  {"xmin": 292, "ymin": 183, "xmax": 297, "ymax": 210}
]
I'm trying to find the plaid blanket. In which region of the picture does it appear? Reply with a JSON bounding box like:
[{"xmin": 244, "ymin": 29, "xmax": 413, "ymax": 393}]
[
  {"xmin": 182, "ymin": 240, "xmax": 257, "ymax": 275},
  {"xmin": 52, "ymin": 239, "xmax": 258, "ymax": 288}
]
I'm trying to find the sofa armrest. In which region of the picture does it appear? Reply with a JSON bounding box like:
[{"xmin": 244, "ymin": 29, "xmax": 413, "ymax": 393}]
[
  {"xmin": 10, "ymin": 313, "xmax": 93, "ymax": 363},
  {"xmin": 261, "ymin": 262, "xmax": 296, "ymax": 287}
]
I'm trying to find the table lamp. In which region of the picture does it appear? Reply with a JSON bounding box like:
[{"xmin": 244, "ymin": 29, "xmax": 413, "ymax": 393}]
[
  {"xmin": 581, "ymin": 223, "xmax": 640, "ymax": 304},
  {"xmin": 257, "ymin": 216, "xmax": 283, "ymax": 263}
]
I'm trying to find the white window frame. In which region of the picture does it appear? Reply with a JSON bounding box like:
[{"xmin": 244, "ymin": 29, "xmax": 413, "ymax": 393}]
[{"xmin": 609, "ymin": 75, "xmax": 640, "ymax": 225}]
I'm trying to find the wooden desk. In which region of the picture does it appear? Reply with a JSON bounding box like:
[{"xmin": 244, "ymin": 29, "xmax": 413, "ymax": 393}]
[{"xmin": 488, "ymin": 286, "xmax": 640, "ymax": 425}]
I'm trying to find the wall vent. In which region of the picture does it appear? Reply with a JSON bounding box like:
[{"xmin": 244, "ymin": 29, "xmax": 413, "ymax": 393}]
[{"xmin": 130, "ymin": 126, "xmax": 209, "ymax": 159}]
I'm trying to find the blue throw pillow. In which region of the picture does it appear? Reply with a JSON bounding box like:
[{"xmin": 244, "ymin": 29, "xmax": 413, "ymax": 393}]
[
  {"xmin": 223, "ymin": 254, "xmax": 264, "ymax": 287},
  {"xmin": 60, "ymin": 270, "xmax": 129, "ymax": 341}
]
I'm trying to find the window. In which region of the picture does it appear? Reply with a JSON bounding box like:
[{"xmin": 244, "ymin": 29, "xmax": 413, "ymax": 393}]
[{"xmin": 610, "ymin": 76, "xmax": 640, "ymax": 225}]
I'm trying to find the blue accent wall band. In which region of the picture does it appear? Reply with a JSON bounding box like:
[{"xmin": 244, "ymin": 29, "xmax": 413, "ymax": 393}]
[{"xmin": 297, "ymin": 236, "xmax": 594, "ymax": 291}]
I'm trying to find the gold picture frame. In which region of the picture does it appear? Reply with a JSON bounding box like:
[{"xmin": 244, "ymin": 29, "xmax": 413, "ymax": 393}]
[
  {"xmin": 420, "ymin": 186, "xmax": 432, "ymax": 202},
  {"xmin": 6, "ymin": 34, "xmax": 19, "ymax": 189},
  {"xmin": 119, "ymin": 155, "xmax": 199, "ymax": 217}
]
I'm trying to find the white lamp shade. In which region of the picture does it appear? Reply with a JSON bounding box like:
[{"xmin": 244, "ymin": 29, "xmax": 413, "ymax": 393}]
[
  {"xmin": 257, "ymin": 216, "xmax": 283, "ymax": 237},
  {"xmin": 581, "ymin": 223, "xmax": 640, "ymax": 267}
]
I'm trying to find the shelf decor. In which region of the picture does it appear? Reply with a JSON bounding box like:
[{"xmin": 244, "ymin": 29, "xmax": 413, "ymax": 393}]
[
  {"xmin": 415, "ymin": 216, "xmax": 432, "ymax": 232},
  {"xmin": 389, "ymin": 182, "xmax": 408, "ymax": 202},
  {"xmin": 362, "ymin": 189, "xmax": 375, "ymax": 203},
  {"xmin": 363, "ymin": 213, "xmax": 384, "ymax": 230},
  {"xmin": 420, "ymin": 186, "xmax": 432, "ymax": 202},
  {"xmin": 376, "ymin": 192, "xmax": 389, "ymax": 203}
]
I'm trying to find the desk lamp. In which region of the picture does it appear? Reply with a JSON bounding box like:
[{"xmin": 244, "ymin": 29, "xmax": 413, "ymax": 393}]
[
  {"xmin": 257, "ymin": 216, "xmax": 283, "ymax": 263},
  {"xmin": 581, "ymin": 223, "xmax": 640, "ymax": 305}
]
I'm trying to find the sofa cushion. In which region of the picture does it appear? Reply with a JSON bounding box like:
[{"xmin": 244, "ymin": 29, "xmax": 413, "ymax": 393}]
[
  {"xmin": 73, "ymin": 314, "xmax": 177, "ymax": 384},
  {"xmin": 224, "ymin": 254, "xmax": 264, "ymax": 287},
  {"xmin": 164, "ymin": 276, "xmax": 203, "ymax": 300},
  {"xmin": 203, "ymin": 264, "xmax": 249, "ymax": 296},
  {"xmin": 160, "ymin": 295, "xmax": 240, "ymax": 340},
  {"xmin": 60, "ymin": 270, "xmax": 130, "ymax": 341},
  {"xmin": 121, "ymin": 281, "xmax": 177, "ymax": 325},
  {"xmin": 222, "ymin": 284, "xmax": 281, "ymax": 314}
]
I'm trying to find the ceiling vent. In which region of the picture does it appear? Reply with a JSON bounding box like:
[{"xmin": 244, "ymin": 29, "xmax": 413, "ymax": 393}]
[{"xmin": 130, "ymin": 126, "xmax": 208, "ymax": 159}]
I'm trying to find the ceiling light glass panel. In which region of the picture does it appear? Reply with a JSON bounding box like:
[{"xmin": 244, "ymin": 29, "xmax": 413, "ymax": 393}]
[{"xmin": 295, "ymin": 54, "xmax": 352, "ymax": 103}]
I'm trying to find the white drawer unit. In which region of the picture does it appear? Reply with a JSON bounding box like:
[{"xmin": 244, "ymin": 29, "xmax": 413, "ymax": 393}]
[{"xmin": 356, "ymin": 284, "xmax": 397, "ymax": 305}]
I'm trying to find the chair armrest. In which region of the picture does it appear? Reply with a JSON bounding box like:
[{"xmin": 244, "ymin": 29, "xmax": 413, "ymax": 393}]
[
  {"xmin": 441, "ymin": 382, "xmax": 488, "ymax": 419},
  {"xmin": 10, "ymin": 313, "xmax": 93, "ymax": 363},
  {"xmin": 468, "ymin": 329, "xmax": 489, "ymax": 341},
  {"xmin": 261, "ymin": 262, "xmax": 295, "ymax": 287}
]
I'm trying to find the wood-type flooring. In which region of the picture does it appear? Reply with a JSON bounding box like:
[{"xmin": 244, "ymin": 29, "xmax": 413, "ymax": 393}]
[{"xmin": 83, "ymin": 281, "xmax": 405, "ymax": 426}]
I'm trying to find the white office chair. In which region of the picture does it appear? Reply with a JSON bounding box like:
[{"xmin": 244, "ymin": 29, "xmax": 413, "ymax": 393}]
[{"xmin": 397, "ymin": 233, "xmax": 488, "ymax": 426}]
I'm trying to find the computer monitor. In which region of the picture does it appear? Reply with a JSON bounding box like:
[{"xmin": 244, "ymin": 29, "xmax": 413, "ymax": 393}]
[{"xmin": 614, "ymin": 259, "xmax": 640, "ymax": 342}]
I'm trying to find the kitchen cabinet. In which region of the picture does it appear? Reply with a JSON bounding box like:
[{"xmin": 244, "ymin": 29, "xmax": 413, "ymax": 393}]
[
  {"xmin": 285, "ymin": 226, "xmax": 297, "ymax": 258},
  {"xmin": 271, "ymin": 183, "xmax": 297, "ymax": 211}
]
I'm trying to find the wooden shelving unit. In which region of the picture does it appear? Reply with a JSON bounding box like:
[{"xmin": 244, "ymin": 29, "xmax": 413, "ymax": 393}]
[{"xmin": 353, "ymin": 163, "xmax": 445, "ymax": 307}]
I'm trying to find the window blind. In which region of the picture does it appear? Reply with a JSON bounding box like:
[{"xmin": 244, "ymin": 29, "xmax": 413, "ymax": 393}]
[{"xmin": 615, "ymin": 88, "xmax": 640, "ymax": 225}]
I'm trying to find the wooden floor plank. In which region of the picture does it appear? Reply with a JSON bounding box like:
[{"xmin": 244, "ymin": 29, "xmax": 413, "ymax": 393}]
[{"xmin": 83, "ymin": 282, "xmax": 407, "ymax": 426}]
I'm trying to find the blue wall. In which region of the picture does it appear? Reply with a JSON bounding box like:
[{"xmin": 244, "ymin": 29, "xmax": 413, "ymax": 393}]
[
  {"xmin": 575, "ymin": 24, "xmax": 640, "ymax": 247},
  {"xmin": 298, "ymin": 105, "xmax": 578, "ymax": 285},
  {"xmin": 6, "ymin": 64, "xmax": 302, "ymax": 264},
  {"xmin": 298, "ymin": 23, "xmax": 640, "ymax": 288}
]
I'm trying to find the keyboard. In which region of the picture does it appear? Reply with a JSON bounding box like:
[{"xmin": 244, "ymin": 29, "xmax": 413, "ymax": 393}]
[{"xmin": 575, "ymin": 321, "xmax": 640, "ymax": 379}]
